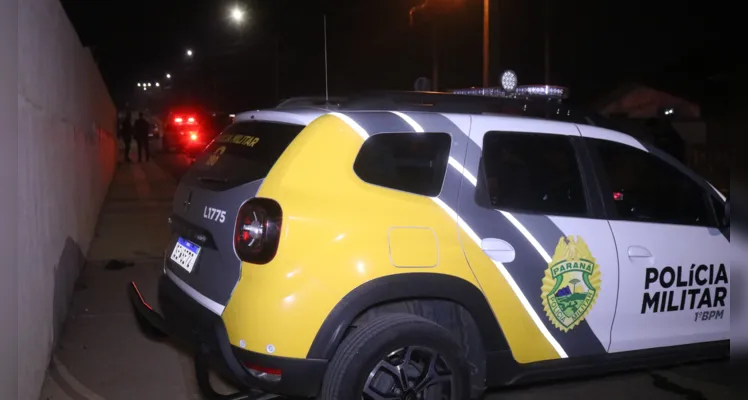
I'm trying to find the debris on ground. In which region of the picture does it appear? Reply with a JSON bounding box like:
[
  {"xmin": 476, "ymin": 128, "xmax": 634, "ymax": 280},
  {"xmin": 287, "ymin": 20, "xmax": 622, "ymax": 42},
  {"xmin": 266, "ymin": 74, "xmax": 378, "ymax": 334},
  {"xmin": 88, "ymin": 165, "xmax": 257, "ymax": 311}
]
[{"xmin": 104, "ymin": 259, "xmax": 135, "ymax": 270}]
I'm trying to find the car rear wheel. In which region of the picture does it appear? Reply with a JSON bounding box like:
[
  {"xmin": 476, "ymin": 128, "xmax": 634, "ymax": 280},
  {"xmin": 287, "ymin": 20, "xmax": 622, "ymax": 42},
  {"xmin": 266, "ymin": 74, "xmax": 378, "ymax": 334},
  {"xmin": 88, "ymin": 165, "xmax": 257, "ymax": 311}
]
[{"xmin": 319, "ymin": 314, "xmax": 470, "ymax": 400}]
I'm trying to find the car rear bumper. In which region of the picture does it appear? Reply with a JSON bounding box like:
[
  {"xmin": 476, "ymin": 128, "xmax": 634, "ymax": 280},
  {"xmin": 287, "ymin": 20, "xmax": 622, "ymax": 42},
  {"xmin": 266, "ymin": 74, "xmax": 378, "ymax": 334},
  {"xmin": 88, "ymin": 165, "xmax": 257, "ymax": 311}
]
[{"xmin": 128, "ymin": 275, "xmax": 328, "ymax": 398}]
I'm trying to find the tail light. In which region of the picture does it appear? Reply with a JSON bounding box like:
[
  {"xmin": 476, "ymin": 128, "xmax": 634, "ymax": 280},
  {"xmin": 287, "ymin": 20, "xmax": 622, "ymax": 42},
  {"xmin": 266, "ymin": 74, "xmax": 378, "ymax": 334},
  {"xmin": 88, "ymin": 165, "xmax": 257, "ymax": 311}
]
[
  {"xmin": 234, "ymin": 198, "xmax": 282, "ymax": 264},
  {"xmin": 174, "ymin": 116, "xmax": 196, "ymax": 124}
]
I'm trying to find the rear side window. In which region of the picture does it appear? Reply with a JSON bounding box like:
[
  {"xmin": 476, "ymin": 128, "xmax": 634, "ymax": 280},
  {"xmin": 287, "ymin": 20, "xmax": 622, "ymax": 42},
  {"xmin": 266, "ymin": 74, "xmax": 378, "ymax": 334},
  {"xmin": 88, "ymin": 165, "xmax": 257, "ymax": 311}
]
[
  {"xmin": 353, "ymin": 132, "xmax": 451, "ymax": 196},
  {"xmin": 184, "ymin": 121, "xmax": 303, "ymax": 190},
  {"xmin": 482, "ymin": 132, "xmax": 588, "ymax": 216}
]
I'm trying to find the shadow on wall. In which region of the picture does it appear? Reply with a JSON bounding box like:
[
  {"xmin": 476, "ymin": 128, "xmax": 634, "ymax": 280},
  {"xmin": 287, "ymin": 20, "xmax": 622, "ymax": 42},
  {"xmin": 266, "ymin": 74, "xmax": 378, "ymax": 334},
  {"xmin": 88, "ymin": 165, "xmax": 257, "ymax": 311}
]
[{"xmin": 52, "ymin": 237, "xmax": 86, "ymax": 343}]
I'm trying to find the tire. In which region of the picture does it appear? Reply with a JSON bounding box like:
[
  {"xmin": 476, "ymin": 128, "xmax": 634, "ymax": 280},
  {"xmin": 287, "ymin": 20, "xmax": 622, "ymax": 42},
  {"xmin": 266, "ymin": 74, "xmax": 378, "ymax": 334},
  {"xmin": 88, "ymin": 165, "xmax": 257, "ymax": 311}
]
[{"xmin": 319, "ymin": 313, "xmax": 471, "ymax": 400}]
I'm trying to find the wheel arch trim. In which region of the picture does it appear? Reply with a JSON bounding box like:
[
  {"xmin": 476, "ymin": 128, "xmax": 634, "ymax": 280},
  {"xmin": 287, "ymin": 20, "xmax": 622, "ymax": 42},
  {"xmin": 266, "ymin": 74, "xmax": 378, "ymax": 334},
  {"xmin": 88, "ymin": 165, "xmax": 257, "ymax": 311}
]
[{"xmin": 306, "ymin": 273, "xmax": 510, "ymax": 359}]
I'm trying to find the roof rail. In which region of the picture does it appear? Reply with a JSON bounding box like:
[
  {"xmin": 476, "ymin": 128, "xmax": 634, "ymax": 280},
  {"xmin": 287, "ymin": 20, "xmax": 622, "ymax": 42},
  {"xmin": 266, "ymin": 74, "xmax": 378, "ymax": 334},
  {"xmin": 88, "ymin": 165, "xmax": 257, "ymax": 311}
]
[
  {"xmin": 276, "ymin": 96, "xmax": 346, "ymax": 109},
  {"xmin": 338, "ymin": 90, "xmax": 595, "ymax": 124}
]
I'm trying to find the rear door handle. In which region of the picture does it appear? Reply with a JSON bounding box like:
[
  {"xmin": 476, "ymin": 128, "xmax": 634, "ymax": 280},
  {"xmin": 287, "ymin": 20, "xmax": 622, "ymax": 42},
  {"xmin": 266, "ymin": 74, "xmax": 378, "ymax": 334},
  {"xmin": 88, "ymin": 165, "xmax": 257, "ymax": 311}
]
[
  {"xmin": 628, "ymin": 246, "xmax": 653, "ymax": 258},
  {"xmin": 481, "ymin": 238, "xmax": 516, "ymax": 263}
]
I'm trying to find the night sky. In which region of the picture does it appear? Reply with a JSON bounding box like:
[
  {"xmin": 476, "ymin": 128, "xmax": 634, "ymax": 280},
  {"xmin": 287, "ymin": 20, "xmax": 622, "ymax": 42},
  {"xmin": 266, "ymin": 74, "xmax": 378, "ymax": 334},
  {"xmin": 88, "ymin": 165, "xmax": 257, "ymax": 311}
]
[{"xmin": 60, "ymin": 0, "xmax": 729, "ymax": 113}]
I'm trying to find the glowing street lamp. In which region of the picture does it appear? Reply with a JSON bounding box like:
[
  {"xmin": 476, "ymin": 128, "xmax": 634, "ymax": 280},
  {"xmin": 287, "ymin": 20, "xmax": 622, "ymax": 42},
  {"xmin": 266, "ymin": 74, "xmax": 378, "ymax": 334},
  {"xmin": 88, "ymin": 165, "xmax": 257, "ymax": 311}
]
[
  {"xmin": 230, "ymin": 6, "xmax": 245, "ymax": 24},
  {"xmin": 166, "ymin": 73, "xmax": 171, "ymax": 79},
  {"xmin": 155, "ymin": 82, "xmax": 160, "ymax": 87},
  {"xmin": 186, "ymin": 49, "xmax": 193, "ymax": 57},
  {"xmin": 137, "ymin": 82, "xmax": 141, "ymax": 87}
]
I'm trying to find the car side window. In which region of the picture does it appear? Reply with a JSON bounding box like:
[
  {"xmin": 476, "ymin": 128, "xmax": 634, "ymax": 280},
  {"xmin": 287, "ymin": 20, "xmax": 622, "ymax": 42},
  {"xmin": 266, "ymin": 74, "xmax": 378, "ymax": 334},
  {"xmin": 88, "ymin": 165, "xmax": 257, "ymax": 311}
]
[
  {"xmin": 481, "ymin": 132, "xmax": 588, "ymax": 216},
  {"xmin": 713, "ymin": 194, "xmax": 726, "ymax": 221},
  {"xmin": 591, "ymin": 139, "xmax": 714, "ymax": 226},
  {"xmin": 353, "ymin": 132, "xmax": 451, "ymax": 197}
]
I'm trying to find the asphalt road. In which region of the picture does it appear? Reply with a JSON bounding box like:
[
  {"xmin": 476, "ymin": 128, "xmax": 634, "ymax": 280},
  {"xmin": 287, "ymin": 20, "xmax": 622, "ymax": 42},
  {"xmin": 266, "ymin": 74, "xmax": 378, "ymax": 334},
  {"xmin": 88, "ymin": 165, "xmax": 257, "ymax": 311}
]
[
  {"xmin": 147, "ymin": 152, "xmax": 736, "ymax": 400},
  {"xmin": 152, "ymin": 152, "xmax": 195, "ymax": 181}
]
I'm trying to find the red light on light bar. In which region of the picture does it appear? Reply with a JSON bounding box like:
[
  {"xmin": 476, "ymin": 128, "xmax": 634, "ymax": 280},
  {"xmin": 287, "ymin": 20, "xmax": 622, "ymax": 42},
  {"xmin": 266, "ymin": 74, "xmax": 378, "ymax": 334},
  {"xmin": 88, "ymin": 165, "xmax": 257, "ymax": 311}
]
[
  {"xmin": 174, "ymin": 117, "xmax": 183, "ymax": 123},
  {"xmin": 613, "ymin": 192, "xmax": 623, "ymax": 201},
  {"xmin": 190, "ymin": 133, "xmax": 198, "ymax": 141},
  {"xmin": 187, "ymin": 117, "xmax": 195, "ymax": 123}
]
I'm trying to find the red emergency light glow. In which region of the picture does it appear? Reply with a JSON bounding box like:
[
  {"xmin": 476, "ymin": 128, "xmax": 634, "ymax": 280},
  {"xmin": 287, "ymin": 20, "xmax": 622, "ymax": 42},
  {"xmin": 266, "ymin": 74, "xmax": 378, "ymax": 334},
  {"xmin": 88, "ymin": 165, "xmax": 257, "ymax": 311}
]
[{"xmin": 174, "ymin": 116, "xmax": 197, "ymax": 125}]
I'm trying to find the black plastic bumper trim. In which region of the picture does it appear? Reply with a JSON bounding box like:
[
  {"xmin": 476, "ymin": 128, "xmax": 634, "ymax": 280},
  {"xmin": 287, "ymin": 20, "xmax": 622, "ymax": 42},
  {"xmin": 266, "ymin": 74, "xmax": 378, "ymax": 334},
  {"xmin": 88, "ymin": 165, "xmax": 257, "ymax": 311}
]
[
  {"xmin": 127, "ymin": 276, "xmax": 328, "ymax": 398},
  {"xmin": 128, "ymin": 282, "xmax": 169, "ymax": 336}
]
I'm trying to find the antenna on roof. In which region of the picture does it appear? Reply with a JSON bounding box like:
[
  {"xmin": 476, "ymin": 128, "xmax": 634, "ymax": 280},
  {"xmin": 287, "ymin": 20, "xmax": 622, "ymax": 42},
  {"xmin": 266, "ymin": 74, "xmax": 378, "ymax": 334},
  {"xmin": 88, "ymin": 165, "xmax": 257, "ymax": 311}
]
[{"xmin": 323, "ymin": 14, "xmax": 329, "ymax": 102}]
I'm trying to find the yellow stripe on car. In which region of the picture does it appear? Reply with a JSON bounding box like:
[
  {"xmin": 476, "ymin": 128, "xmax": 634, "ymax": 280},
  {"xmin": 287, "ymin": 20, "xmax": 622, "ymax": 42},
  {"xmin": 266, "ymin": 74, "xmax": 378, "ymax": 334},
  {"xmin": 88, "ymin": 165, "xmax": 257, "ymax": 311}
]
[{"xmin": 222, "ymin": 113, "xmax": 560, "ymax": 363}]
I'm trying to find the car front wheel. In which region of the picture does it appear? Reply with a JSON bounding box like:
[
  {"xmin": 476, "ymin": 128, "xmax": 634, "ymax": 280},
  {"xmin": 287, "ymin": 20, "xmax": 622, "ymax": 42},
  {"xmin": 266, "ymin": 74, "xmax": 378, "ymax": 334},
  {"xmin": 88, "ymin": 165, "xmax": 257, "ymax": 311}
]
[{"xmin": 319, "ymin": 314, "xmax": 470, "ymax": 400}]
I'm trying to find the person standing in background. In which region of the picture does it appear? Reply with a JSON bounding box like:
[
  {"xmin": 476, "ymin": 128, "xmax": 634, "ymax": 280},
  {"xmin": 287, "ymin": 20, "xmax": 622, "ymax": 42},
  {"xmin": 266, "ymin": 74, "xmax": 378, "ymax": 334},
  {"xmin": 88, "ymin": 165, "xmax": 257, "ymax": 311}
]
[
  {"xmin": 119, "ymin": 112, "xmax": 133, "ymax": 162},
  {"xmin": 133, "ymin": 112, "xmax": 151, "ymax": 162}
]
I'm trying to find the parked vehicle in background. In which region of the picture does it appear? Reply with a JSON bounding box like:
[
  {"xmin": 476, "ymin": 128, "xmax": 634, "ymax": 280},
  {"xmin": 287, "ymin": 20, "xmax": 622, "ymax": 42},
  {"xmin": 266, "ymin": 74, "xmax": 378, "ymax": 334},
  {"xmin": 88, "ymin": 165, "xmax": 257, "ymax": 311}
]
[
  {"xmin": 162, "ymin": 107, "xmax": 209, "ymax": 153},
  {"xmin": 180, "ymin": 112, "xmax": 234, "ymax": 161},
  {"xmin": 208, "ymin": 112, "xmax": 235, "ymax": 137}
]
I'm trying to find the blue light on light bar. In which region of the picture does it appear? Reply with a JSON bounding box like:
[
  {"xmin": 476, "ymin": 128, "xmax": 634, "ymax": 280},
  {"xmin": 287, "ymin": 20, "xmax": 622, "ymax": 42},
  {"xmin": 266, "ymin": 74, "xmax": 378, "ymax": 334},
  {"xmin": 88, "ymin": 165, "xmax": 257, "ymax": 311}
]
[
  {"xmin": 452, "ymin": 87, "xmax": 508, "ymax": 97},
  {"xmin": 451, "ymin": 85, "xmax": 568, "ymax": 100},
  {"xmin": 515, "ymin": 85, "xmax": 568, "ymax": 99}
]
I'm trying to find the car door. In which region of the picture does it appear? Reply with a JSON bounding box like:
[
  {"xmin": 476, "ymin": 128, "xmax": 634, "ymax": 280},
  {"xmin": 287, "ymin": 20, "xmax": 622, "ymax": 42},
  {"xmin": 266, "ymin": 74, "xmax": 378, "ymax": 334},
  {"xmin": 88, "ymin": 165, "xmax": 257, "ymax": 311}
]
[
  {"xmin": 455, "ymin": 116, "xmax": 620, "ymax": 364},
  {"xmin": 581, "ymin": 130, "xmax": 730, "ymax": 353}
]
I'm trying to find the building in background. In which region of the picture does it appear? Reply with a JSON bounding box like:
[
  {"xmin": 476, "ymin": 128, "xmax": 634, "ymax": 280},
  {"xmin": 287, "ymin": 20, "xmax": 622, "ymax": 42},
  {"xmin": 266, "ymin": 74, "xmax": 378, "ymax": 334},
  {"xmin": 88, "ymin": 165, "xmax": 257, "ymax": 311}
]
[
  {"xmin": 701, "ymin": 71, "xmax": 732, "ymax": 195},
  {"xmin": 594, "ymin": 82, "xmax": 727, "ymax": 193}
]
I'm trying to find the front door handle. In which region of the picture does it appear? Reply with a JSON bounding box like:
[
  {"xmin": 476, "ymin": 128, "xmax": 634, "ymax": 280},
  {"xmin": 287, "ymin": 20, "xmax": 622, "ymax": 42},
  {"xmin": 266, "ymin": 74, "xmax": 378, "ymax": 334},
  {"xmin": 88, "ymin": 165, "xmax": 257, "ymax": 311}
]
[
  {"xmin": 481, "ymin": 238, "xmax": 515, "ymax": 263},
  {"xmin": 628, "ymin": 246, "xmax": 653, "ymax": 258}
]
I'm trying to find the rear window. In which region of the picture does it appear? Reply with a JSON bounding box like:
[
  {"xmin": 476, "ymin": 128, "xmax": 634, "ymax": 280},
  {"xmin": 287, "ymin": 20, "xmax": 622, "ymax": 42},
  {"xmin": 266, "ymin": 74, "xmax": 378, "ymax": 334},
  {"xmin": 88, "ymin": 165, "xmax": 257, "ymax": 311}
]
[{"xmin": 183, "ymin": 121, "xmax": 303, "ymax": 190}]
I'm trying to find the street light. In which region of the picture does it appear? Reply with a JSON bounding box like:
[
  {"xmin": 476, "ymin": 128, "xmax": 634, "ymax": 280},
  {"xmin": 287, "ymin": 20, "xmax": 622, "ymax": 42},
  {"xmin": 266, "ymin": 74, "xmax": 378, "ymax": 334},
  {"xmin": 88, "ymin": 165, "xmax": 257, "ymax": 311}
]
[
  {"xmin": 230, "ymin": 5, "xmax": 245, "ymax": 24},
  {"xmin": 147, "ymin": 82, "xmax": 152, "ymax": 87},
  {"xmin": 137, "ymin": 83, "xmax": 141, "ymax": 87},
  {"xmin": 186, "ymin": 49, "xmax": 193, "ymax": 57},
  {"xmin": 166, "ymin": 73, "xmax": 171, "ymax": 79},
  {"xmin": 155, "ymin": 82, "xmax": 160, "ymax": 87}
]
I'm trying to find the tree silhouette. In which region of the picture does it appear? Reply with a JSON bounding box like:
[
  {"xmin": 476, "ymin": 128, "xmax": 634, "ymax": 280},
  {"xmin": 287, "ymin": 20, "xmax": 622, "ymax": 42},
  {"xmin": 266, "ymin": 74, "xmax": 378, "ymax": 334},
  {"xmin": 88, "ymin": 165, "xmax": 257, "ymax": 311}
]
[{"xmin": 569, "ymin": 278, "xmax": 581, "ymax": 293}]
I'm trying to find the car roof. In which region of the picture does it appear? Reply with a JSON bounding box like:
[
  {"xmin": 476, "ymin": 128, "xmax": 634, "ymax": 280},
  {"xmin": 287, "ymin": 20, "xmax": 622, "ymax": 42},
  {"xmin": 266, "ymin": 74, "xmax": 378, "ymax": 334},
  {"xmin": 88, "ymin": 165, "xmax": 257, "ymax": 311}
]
[
  {"xmin": 235, "ymin": 108, "xmax": 329, "ymax": 125},
  {"xmin": 232, "ymin": 92, "xmax": 630, "ymax": 142}
]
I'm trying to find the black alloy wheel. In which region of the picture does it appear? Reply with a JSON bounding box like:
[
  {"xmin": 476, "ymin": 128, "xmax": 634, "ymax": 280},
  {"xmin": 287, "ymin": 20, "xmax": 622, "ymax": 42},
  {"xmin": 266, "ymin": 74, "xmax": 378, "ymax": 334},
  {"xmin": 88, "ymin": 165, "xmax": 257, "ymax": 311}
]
[
  {"xmin": 319, "ymin": 314, "xmax": 470, "ymax": 400},
  {"xmin": 363, "ymin": 346, "xmax": 454, "ymax": 400}
]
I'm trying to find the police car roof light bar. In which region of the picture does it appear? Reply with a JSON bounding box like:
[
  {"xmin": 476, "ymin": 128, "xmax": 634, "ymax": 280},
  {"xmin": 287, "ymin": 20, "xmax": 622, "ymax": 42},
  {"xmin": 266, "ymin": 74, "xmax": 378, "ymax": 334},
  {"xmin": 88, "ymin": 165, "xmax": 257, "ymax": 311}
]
[{"xmin": 341, "ymin": 90, "xmax": 562, "ymax": 112}]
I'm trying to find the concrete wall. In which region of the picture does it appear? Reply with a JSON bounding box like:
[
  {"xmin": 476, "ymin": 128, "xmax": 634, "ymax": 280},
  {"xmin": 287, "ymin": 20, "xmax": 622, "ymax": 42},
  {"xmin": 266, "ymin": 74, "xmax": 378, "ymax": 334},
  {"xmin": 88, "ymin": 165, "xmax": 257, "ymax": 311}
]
[
  {"xmin": 1, "ymin": 0, "xmax": 20, "ymax": 399},
  {"xmin": 15, "ymin": 0, "xmax": 118, "ymax": 399}
]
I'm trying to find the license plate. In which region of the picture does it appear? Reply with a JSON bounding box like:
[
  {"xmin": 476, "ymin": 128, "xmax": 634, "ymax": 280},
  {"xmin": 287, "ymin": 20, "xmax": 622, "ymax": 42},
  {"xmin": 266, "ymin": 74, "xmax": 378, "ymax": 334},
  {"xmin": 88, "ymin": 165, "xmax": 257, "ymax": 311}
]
[{"xmin": 170, "ymin": 237, "xmax": 201, "ymax": 273}]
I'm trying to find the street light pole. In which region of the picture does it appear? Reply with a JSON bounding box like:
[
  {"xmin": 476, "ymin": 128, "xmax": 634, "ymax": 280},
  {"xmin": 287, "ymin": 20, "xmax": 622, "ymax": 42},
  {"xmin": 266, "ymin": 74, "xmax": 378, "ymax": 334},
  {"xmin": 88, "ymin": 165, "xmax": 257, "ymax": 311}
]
[
  {"xmin": 275, "ymin": 37, "xmax": 280, "ymax": 102},
  {"xmin": 409, "ymin": 1, "xmax": 438, "ymax": 90},
  {"xmin": 483, "ymin": 0, "xmax": 489, "ymax": 87},
  {"xmin": 432, "ymin": 22, "xmax": 439, "ymax": 91},
  {"xmin": 544, "ymin": 0, "xmax": 551, "ymax": 85}
]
